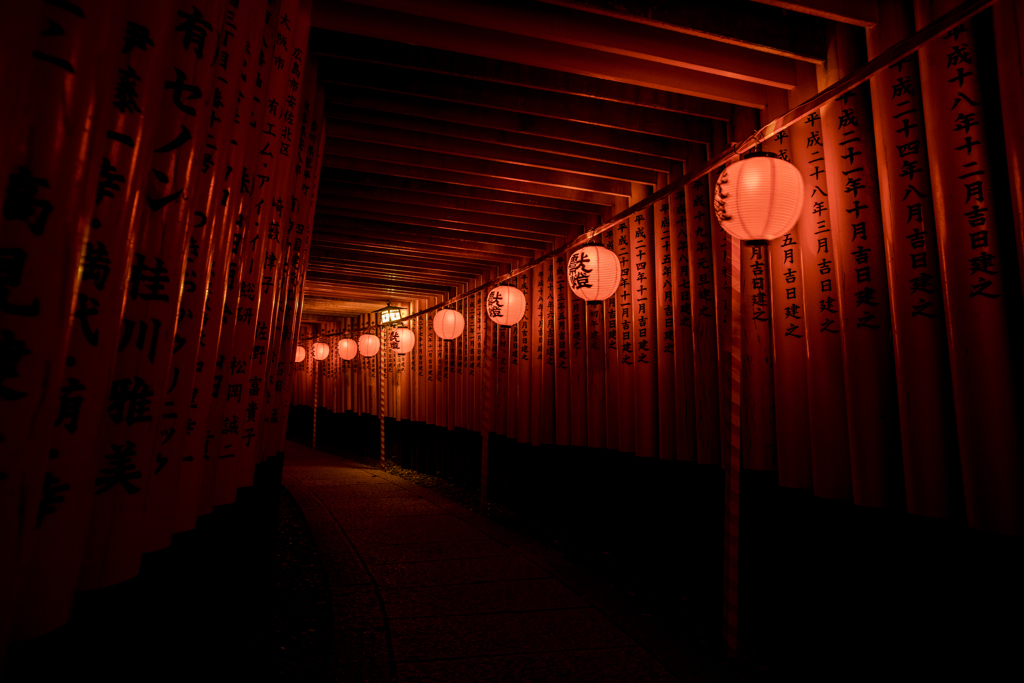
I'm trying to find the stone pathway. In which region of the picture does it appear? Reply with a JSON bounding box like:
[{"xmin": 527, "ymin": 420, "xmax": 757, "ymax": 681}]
[{"xmin": 282, "ymin": 441, "xmax": 684, "ymax": 682}]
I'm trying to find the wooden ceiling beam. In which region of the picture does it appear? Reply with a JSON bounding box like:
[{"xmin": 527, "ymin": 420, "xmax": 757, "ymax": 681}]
[
  {"xmin": 750, "ymin": 0, "xmax": 878, "ymax": 27},
  {"xmin": 320, "ymin": 168, "xmax": 608, "ymax": 218},
  {"xmin": 325, "ymin": 119, "xmax": 662, "ymax": 185},
  {"xmin": 308, "ymin": 264, "xmax": 470, "ymax": 288},
  {"xmin": 312, "ymin": 2, "xmax": 770, "ymax": 106},
  {"xmin": 536, "ymin": 0, "xmax": 829, "ymax": 63},
  {"xmin": 318, "ymin": 181, "xmax": 591, "ymax": 226},
  {"xmin": 316, "ymin": 198, "xmax": 576, "ymax": 239},
  {"xmin": 313, "ymin": 217, "xmax": 546, "ymax": 256},
  {"xmin": 311, "ymin": 240, "xmax": 515, "ymax": 271},
  {"xmin": 310, "ymin": 248, "xmax": 493, "ymax": 277},
  {"xmin": 321, "ymin": 145, "xmax": 635, "ymax": 197},
  {"xmin": 309, "ymin": 29, "xmax": 734, "ymax": 119},
  {"xmin": 324, "ymin": 86, "xmax": 695, "ymax": 159},
  {"xmin": 326, "ymin": 109, "xmax": 670, "ymax": 173},
  {"xmin": 309, "ymin": 242, "xmax": 518, "ymax": 277},
  {"xmin": 320, "ymin": 157, "xmax": 618, "ymax": 214},
  {"xmin": 306, "ymin": 271, "xmax": 457, "ymax": 295},
  {"xmin": 318, "ymin": 65, "xmax": 714, "ymax": 141},
  {"xmin": 331, "ymin": 0, "xmax": 797, "ymax": 88}
]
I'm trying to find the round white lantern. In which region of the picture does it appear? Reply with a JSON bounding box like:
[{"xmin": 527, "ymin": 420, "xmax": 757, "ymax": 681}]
[
  {"xmin": 433, "ymin": 309, "xmax": 465, "ymax": 340},
  {"xmin": 713, "ymin": 153, "xmax": 804, "ymax": 241},
  {"xmin": 389, "ymin": 327, "xmax": 416, "ymax": 354},
  {"xmin": 567, "ymin": 245, "xmax": 619, "ymax": 301},
  {"xmin": 337, "ymin": 338, "xmax": 357, "ymax": 361},
  {"xmin": 294, "ymin": 346, "xmax": 306, "ymax": 362},
  {"xmin": 358, "ymin": 334, "xmax": 380, "ymax": 357},
  {"xmin": 312, "ymin": 342, "xmax": 330, "ymax": 361},
  {"xmin": 486, "ymin": 285, "xmax": 527, "ymax": 326}
]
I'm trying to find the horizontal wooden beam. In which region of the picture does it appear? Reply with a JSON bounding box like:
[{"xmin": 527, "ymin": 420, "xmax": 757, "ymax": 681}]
[
  {"xmin": 318, "ymin": 63, "xmax": 715, "ymax": 140},
  {"xmin": 750, "ymin": 0, "xmax": 878, "ymax": 27},
  {"xmin": 326, "ymin": 119, "xmax": 661, "ymax": 184},
  {"xmin": 310, "ymin": 239, "xmax": 535, "ymax": 269},
  {"xmin": 322, "ymin": 143, "xmax": 635, "ymax": 197},
  {"xmin": 536, "ymin": 0, "xmax": 829, "ymax": 63},
  {"xmin": 306, "ymin": 270, "xmax": 457, "ymax": 295},
  {"xmin": 326, "ymin": 108, "xmax": 671, "ymax": 173},
  {"xmin": 319, "ymin": 167, "xmax": 608, "ymax": 218},
  {"xmin": 312, "ymin": 246, "xmax": 501, "ymax": 276},
  {"xmin": 314, "ymin": 215, "xmax": 547, "ymax": 255},
  {"xmin": 309, "ymin": 263, "xmax": 471, "ymax": 288},
  {"xmin": 333, "ymin": 0, "xmax": 797, "ymax": 88},
  {"xmin": 316, "ymin": 196, "xmax": 577, "ymax": 238},
  {"xmin": 309, "ymin": 29, "xmax": 735, "ymax": 119},
  {"xmin": 312, "ymin": 2, "xmax": 770, "ymax": 105},
  {"xmin": 310, "ymin": 247, "xmax": 493, "ymax": 277},
  {"xmin": 324, "ymin": 85, "xmax": 693, "ymax": 158},
  {"xmin": 318, "ymin": 180, "xmax": 591, "ymax": 226},
  {"xmin": 320, "ymin": 157, "xmax": 618, "ymax": 215}
]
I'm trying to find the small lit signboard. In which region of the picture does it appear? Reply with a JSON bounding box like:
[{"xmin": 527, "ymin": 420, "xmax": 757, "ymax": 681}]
[{"xmin": 378, "ymin": 307, "xmax": 407, "ymax": 324}]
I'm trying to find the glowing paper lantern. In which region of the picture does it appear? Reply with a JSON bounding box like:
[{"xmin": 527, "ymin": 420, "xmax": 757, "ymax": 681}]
[
  {"xmin": 433, "ymin": 309, "xmax": 465, "ymax": 340},
  {"xmin": 358, "ymin": 334, "xmax": 380, "ymax": 357},
  {"xmin": 389, "ymin": 327, "xmax": 416, "ymax": 354},
  {"xmin": 713, "ymin": 153, "xmax": 804, "ymax": 241},
  {"xmin": 294, "ymin": 346, "xmax": 306, "ymax": 362},
  {"xmin": 486, "ymin": 285, "xmax": 526, "ymax": 326},
  {"xmin": 312, "ymin": 342, "xmax": 330, "ymax": 361},
  {"xmin": 567, "ymin": 245, "xmax": 619, "ymax": 301},
  {"xmin": 337, "ymin": 338, "xmax": 357, "ymax": 361}
]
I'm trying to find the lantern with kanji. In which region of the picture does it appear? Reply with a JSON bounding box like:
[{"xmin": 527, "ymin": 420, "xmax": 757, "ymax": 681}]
[
  {"xmin": 358, "ymin": 334, "xmax": 380, "ymax": 357},
  {"xmin": 433, "ymin": 308, "xmax": 465, "ymax": 340},
  {"xmin": 389, "ymin": 327, "xmax": 416, "ymax": 354},
  {"xmin": 567, "ymin": 245, "xmax": 619, "ymax": 301},
  {"xmin": 294, "ymin": 346, "xmax": 306, "ymax": 362},
  {"xmin": 713, "ymin": 152, "xmax": 804, "ymax": 241},
  {"xmin": 486, "ymin": 285, "xmax": 527, "ymax": 326},
  {"xmin": 312, "ymin": 342, "xmax": 330, "ymax": 361},
  {"xmin": 337, "ymin": 338, "xmax": 357, "ymax": 360}
]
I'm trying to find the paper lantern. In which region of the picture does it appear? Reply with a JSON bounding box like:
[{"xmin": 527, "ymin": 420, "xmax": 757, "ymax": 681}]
[
  {"xmin": 567, "ymin": 246, "xmax": 619, "ymax": 301},
  {"xmin": 294, "ymin": 346, "xmax": 306, "ymax": 362},
  {"xmin": 433, "ymin": 309, "xmax": 465, "ymax": 340},
  {"xmin": 337, "ymin": 338, "xmax": 357, "ymax": 360},
  {"xmin": 713, "ymin": 153, "xmax": 804, "ymax": 241},
  {"xmin": 312, "ymin": 342, "xmax": 330, "ymax": 361},
  {"xmin": 358, "ymin": 334, "xmax": 380, "ymax": 357},
  {"xmin": 389, "ymin": 327, "xmax": 416, "ymax": 354},
  {"xmin": 486, "ymin": 285, "xmax": 526, "ymax": 326}
]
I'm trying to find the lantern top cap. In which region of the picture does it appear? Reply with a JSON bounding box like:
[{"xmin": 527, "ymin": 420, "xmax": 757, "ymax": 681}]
[{"xmin": 740, "ymin": 150, "xmax": 778, "ymax": 160}]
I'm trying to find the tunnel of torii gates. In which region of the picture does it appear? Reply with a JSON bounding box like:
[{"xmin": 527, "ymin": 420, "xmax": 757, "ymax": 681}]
[{"xmin": 1, "ymin": 0, "xmax": 1024, "ymax": 659}]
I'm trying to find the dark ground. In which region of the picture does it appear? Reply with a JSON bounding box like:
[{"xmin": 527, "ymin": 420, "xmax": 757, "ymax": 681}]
[
  {"xmin": 3, "ymin": 467, "xmax": 332, "ymax": 682},
  {"xmin": 296, "ymin": 407, "xmax": 1024, "ymax": 682},
  {"xmin": 7, "ymin": 404, "xmax": 1022, "ymax": 681}
]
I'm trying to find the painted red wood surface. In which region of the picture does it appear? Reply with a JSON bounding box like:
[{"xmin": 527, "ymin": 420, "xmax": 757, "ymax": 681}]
[
  {"xmin": 613, "ymin": 221, "xmax": 636, "ymax": 452},
  {"xmin": 762, "ymin": 128, "xmax": 812, "ymax": 488},
  {"xmin": 686, "ymin": 168, "xmax": 721, "ymax": 465},
  {"xmin": 740, "ymin": 241, "xmax": 776, "ymax": 471},
  {"xmin": 11, "ymin": 0, "xmax": 155, "ymax": 639},
  {"xmin": 789, "ymin": 110, "xmax": 853, "ymax": 500},
  {"xmin": 917, "ymin": 8, "xmax": 1023, "ymax": 534},
  {"xmin": 654, "ymin": 196, "xmax": 676, "ymax": 460},
  {"xmin": 602, "ymin": 230, "xmax": 620, "ymax": 450},
  {"xmin": 631, "ymin": 206, "xmax": 658, "ymax": 458},
  {"xmin": 669, "ymin": 183, "xmax": 697, "ymax": 461},
  {"xmin": 868, "ymin": 7, "xmax": 960, "ymax": 519},
  {"xmin": 569, "ymin": 270, "xmax": 589, "ymax": 447}
]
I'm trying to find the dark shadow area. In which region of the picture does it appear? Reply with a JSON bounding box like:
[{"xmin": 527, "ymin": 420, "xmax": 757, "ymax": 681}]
[
  {"xmin": 3, "ymin": 455, "xmax": 332, "ymax": 682},
  {"xmin": 300, "ymin": 405, "xmax": 1024, "ymax": 682}
]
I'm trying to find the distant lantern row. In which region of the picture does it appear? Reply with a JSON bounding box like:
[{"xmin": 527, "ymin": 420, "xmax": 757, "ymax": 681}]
[{"xmin": 297, "ymin": 153, "xmax": 803, "ymax": 362}]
